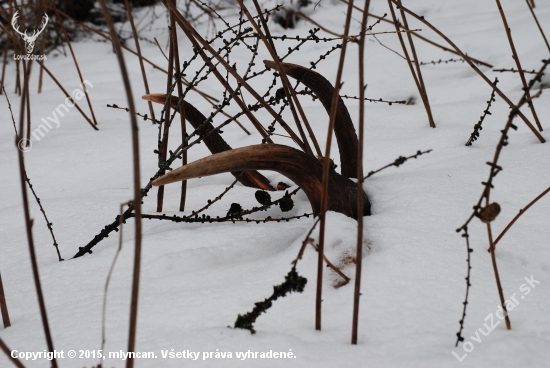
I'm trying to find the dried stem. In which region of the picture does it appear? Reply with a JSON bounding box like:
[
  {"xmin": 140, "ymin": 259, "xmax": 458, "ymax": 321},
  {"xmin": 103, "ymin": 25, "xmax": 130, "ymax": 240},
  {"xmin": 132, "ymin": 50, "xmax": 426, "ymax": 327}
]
[
  {"xmin": 50, "ymin": 0, "xmax": 99, "ymax": 126},
  {"xmin": 35, "ymin": 60, "xmax": 97, "ymax": 130},
  {"xmin": 292, "ymin": 218, "xmax": 321, "ymax": 265},
  {"xmin": 307, "ymin": 241, "xmax": 350, "ymax": 285},
  {"xmin": 0, "ymin": 337, "xmax": 24, "ymax": 368},
  {"xmin": 24, "ymin": 61, "xmax": 31, "ymax": 147},
  {"xmin": 16, "ymin": 60, "xmax": 58, "ymax": 367},
  {"xmin": 317, "ymin": 0, "xmax": 356, "ymax": 331},
  {"xmin": 491, "ymin": 186, "xmax": 550, "ymax": 250},
  {"xmin": 397, "ymin": 0, "xmax": 435, "ymax": 128},
  {"xmin": 388, "ymin": 0, "xmax": 435, "ymax": 128},
  {"xmin": 525, "ymin": 0, "xmax": 550, "ymax": 53},
  {"xmin": 97, "ymin": 1, "xmax": 143, "ymax": 367},
  {"xmin": 486, "ymin": 219, "xmax": 511, "ymax": 329},
  {"xmin": 1, "ymin": 35, "xmax": 8, "ymax": 94},
  {"xmin": 100, "ymin": 201, "xmax": 131, "ymax": 365},
  {"xmin": 495, "ymin": 0, "xmax": 542, "ymax": 132},
  {"xmin": 156, "ymin": 9, "xmax": 177, "ymax": 213},
  {"xmin": 0, "ymin": 271, "xmax": 11, "ymax": 328},
  {"xmin": 124, "ymin": 0, "xmax": 157, "ymax": 124},
  {"xmin": 352, "ymin": 0, "xmax": 370, "ymax": 345},
  {"xmin": 6, "ymin": 86, "xmax": 65, "ymax": 261},
  {"xmin": 363, "ymin": 149, "xmax": 432, "ymax": 180},
  {"xmin": 37, "ymin": 34, "xmax": 45, "ymax": 93},
  {"xmin": 455, "ymin": 227, "xmax": 472, "ymax": 346},
  {"xmin": 466, "ymin": 78, "xmax": 498, "ymax": 146}
]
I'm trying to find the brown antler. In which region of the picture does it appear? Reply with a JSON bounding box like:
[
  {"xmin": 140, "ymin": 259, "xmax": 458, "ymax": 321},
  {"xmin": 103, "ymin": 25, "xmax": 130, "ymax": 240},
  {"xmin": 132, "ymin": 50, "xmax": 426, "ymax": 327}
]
[
  {"xmin": 143, "ymin": 93, "xmax": 275, "ymax": 191},
  {"xmin": 152, "ymin": 144, "xmax": 370, "ymax": 219},
  {"xmin": 263, "ymin": 60, "xmax": 359, "ymax": 179}
]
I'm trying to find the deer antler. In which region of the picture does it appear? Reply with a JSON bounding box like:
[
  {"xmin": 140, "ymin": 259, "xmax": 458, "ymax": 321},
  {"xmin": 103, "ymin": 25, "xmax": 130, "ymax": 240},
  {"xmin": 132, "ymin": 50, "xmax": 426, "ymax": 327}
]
[
  {"xmin": 152, "ymin": 144, "xmax": 370, "ymax": 219},
  {"xmin": 142, "ymin": 93, "xmax": 275, "ymax": 191},
  {"xmin": 263, "ymin": 60, "xmax": 359, "ymax": 179}
]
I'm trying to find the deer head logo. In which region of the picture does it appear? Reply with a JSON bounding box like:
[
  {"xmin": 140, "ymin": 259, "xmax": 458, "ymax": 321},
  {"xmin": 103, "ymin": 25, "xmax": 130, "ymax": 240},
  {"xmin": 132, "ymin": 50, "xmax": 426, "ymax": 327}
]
[{"xmin": 11, "ymin": 11, "xmax": 49, "ymax": 54}]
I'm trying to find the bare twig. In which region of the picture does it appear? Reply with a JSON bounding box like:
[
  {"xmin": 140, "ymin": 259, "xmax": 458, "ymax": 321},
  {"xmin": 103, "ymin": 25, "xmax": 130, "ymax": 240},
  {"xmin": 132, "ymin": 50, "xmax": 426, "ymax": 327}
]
[
  {"xmin": 363, "ymin": 149, "xmax": 432, "ymax": 180},
  {"xmin": 308, "ymin": 240, "xmax": 350, "ymax": 286},
  {"xmin": 4, "ymin": 84, "xmax": 62, "ymax": 260},
  {"xmin": 455, "ymin": 227, "xmax": 473, "ymax": 347},
  {"xmin": 491, "ymin": 186, "xmax": 550, "ymax": 250},
  {"xmin": 292, "ymin": 218, "xmax": 321, "ymax": 265}
]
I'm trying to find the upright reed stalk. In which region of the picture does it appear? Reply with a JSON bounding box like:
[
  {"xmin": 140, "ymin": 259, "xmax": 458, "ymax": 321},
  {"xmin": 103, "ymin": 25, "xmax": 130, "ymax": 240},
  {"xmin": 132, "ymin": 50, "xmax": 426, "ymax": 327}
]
[
  {"xmin": 156, "ymin": 8, "xmax": 176, "ymax": 213},
  {"xmin": 0, "ymin": 271, "xmax": 11, "ymax": 328},
  {"xmin": 352, "ymin": 0, "xmax": 371, "ymax": 345},
  {"xmin": 15, "ymin": 60, "xmax": 58, "ymax": 368},
  {"xmin": 317, "ymin": 0, "xmax": 355, "ymax": 331},
  {"xmin": 50, "ymin": 0, "xmax": 99, "ymax": 126},
  {"xmin": 525, "ymin": 0, "xmax": 550, "ymax": 52},
  {"xmin": 123, "ymin": 0, "xmax": 157, "ymax": 123},
  {"xmin": 486, "ymin": 219, "xmax": 511, "ymax": 329},
  {"xmin": 397, "ymin": 0, "xmax": 435, "ymax": 128},
  {"xmin": 387, "ymin": 0, "xmax": 435, "ymax": 128},
  {"xmin": 97, "ymin": 1, "xmax": 143, "ymax": 367},
  {"xmin": 495, "ymin": 0, "xmax": 542, "ymax": 132},
  {"xmin": 168, "ymin": 1, "xmax": 189, "ymax": 212},
  {"xmin": 0, "ymin": 337, "xmax": 24, "ymax": 368}
]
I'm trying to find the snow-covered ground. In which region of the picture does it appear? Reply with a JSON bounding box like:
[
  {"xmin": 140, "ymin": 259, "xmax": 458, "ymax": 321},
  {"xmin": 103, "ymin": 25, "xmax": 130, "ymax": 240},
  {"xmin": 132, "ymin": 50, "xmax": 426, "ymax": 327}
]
[{"xmin": 1, "ymin": 0, "xmax": 549, "ymax": 367}]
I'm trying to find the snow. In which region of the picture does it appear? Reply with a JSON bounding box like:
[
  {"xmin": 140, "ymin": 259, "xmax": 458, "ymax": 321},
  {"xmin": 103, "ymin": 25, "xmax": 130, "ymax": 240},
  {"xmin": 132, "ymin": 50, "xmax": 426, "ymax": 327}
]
[{"xmin": 1, "ymin": 0, "xmax": 549, "ymax": 367}]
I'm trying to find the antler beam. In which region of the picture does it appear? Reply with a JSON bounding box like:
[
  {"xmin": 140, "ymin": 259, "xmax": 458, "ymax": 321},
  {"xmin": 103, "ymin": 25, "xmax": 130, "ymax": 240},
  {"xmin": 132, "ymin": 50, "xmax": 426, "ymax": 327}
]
[
  {"xmin": 152, "ymin": 144, "xmax": 370, "ymax": 219},
  {"xmin": 263, "ymin": 60, "xmax": 359, "ymax": 179},
  {"xmin": 143, "ymin": 93, "xmax": 275, "ymax": 191}
]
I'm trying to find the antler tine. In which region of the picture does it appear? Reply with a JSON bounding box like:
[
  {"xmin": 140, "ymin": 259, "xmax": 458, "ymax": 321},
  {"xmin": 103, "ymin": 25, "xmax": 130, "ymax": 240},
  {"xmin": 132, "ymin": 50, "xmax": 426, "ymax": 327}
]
[
  {"xmin": 152, "ymin": 144, "xmax": 370, "ymax": 219},
  {"xmin": 263, "ymin": 60, "xmax": 359, "ymax": 179}
]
